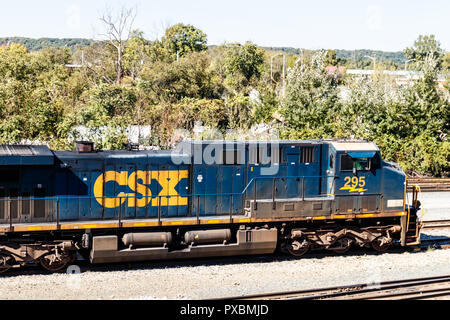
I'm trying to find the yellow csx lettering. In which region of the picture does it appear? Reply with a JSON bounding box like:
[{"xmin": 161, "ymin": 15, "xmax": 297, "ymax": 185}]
[{"xmin": 93, "ymin": 170, "xmax": 188, "ymax": 208}]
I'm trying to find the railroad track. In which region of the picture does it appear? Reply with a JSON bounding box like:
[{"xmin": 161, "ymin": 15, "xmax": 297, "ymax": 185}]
[
  {"xmin": 223, "ymin": 275, "xmax": 450, "ymax": 300},
  {"xmin": 2, "ymin": 222, "xmax": 449, "ymax": 276},
  {"xmin": 422, "ymin": 219, "xmax": 450, "ymax": 230},
  {"xmin": 408, "ymin": 177, "xmax": 450, "ymax": 192},
  {"xmin": 1, "ymin": 238, "xmax": 448, "ymax": 278}
]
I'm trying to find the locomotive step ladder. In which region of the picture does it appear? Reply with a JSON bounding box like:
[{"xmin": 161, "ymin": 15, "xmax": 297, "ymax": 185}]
[{"xmin": 405, "ymin": 184, "xmax": 422, "ymax": 246}]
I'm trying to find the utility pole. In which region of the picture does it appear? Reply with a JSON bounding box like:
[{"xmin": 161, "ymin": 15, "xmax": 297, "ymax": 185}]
[
  {"xmin": 404, "ymin": 58, "xmax": 414, "ymax": 71},
  {"xmin": 282, "ymin": 54, "xmax": 286, "ymax": 97},
  {"xmin": 270, "ymin": 53, "xmax": 284, "ymax": 83},
  {"xmin": 294, "ymin": 49, "xmax": 304, "ymax": 66},
  {"xmin": 364, "ymin": 54, "xmax": 376, "ymax": 69},
  {"xmin": 270, "ymin": 53, "xmax": 286, "ymax": 97}
]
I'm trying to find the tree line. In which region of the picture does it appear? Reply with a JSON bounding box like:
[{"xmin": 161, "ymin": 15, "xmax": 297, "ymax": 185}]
[
  {"xmin": 0, "ymin": 37, "xmax": 93, "ymax": 52},
  {"xmin": 0, "ymin": 39, "xmax": 431, "ymax": 70},
  {"xmin": 0, "ymin": 12, "xmax": 448, "ymax": 176}
]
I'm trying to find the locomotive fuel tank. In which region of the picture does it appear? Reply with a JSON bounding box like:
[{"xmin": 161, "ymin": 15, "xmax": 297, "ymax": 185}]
[
  {"xmin": 184, "ymin": 229, "xmax": 232, "ymax": 244},
  {"xmin": 122, "ymin": 232, "xmax": 173, "ymax": 247}
]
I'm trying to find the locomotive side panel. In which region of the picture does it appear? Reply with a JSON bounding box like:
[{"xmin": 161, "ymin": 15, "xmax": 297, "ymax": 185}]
[
  {"xmin": 0, "ymin": 165, "xmax": 55, "ymax": 224},
  {"xmin": 191, "ymin": 141, "xmax": 245, "ymax": 217},
  {"xmin": 382, "ymin": 164, "xmax": 406, "ymax": 212}
]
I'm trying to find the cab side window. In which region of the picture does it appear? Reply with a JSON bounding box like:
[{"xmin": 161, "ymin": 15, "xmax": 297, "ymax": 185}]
[
  {"xmin": 371, "ymin": 153, "xmax": 381, "ymax": 170},
  {"xmin": 340, "ymin": 154, "xmax": 353, "ymax": 171},
  {"xmin": 341, "ymin": 154, "xmax": 371, "ymax": 171}
]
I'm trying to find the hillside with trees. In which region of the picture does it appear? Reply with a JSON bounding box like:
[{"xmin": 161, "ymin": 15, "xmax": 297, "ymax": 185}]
[
  {"xmin": 0, "ymin": 8, "xmax": 448, "ymax": 176},
  {"xmin": 1, "ymin": 38, "xmax": 408, "ymax": 69},
  {"xmin": 0, "ymin": 37, "xmax": 94, "ymax": 51}
]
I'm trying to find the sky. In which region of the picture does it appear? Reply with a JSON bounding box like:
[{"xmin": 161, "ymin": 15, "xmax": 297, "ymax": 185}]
[{"xmin": 0, "ymin": 0, "xmax": 448, "ymax": 52}]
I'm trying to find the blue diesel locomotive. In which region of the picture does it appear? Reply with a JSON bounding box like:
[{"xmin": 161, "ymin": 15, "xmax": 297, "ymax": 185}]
[{"xmin": 0, "ymin": 140, "xmax": 421, "ymax": 272}]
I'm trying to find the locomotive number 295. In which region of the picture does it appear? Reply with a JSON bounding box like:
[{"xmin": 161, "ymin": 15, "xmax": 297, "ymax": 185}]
[
  {"xmin": 344, "ymin": 176, "xmax": 365, "ymax": 188},
  {"xmin": 339, "ymin": 176, "xmax": 367, "ymax": 193}
]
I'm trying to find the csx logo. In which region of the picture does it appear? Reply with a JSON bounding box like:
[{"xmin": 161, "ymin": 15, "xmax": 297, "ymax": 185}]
[{"xmin": 93, "ymin": 170, "xmax": 188, "ymax": 208}]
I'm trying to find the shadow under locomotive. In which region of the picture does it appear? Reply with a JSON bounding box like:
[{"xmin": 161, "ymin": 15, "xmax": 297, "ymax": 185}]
[{"xmin": 3, "ymin": 236, "xmax": 446, "ymax": 278}]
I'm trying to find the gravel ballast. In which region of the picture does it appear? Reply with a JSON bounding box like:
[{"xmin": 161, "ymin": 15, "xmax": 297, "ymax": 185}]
[
  {"xmin": 417, "ymin": 191, "xmax": 450, "ymax": 221},
  {"xmin": 0, "ymin": 247, "xmax": 448, "ymax": 300}
]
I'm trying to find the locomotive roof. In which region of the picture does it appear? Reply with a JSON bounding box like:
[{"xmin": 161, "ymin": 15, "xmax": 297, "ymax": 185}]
[
  {"xmin": 0, "ymin": 139, "xmax": 377, "ymax": 164},
  {"xmin": 0, "ymin": 145, "xmax": 54, "ymax": 165},
  {"xmin": 329, "ymin": 141, "xmax": 379, "ymax": 152},
  {"xmin": 178, "ymin": 139, "xmax": 372, "ymax": 146},
  {"xmin": 53, "ymin": 149, "xmax": 183, "ymax": 160}
]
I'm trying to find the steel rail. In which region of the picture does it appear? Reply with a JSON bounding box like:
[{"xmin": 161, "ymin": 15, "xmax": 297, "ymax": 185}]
[
  {"xmin": 422, "ymin": 219, "xmax": 450, "ymax": 230},
  {"xmin": 220, "ymin": 275, "xmax": 450, "ymax": 300},
  {"xmin": 356, "ymin": 286, "xmax": 450, "ymax": 300},
  {"xmin": 280, "ymin": 277, "xmax": 450, "ymax": 300},
  {"xmin": 407, "ymin": 178, "xmax": 450, "ymax": 192}
]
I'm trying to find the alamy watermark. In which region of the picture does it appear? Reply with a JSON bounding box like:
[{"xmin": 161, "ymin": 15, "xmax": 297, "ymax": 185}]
[
  {"xmin": 67, "ymin": 5, "xmax": 81, "ymax": 30},
  {"xmin": 170, "ymin": 127, "xmax": 281, "ymax": 176},
  {"xmin": 65, "ymin": 264, "xmax": 82, "ymax": 290}
]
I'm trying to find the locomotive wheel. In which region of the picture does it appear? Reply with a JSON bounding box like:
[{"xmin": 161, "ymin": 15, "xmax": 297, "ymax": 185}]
[
  {"xmin": 286, "ymin": 239, "xmax": 310, "ymax": 257},
  {"xmin": 371, "ymin": 237, "xmax": 392, "ymax": 252},
  {"xmin": 0, "ymin": 253, "xmax": 15, "ymax": 273},
  {"xmin": 329, "ymin": 237, "xmax": 353, "ymax": 254},
  {"xmin": 39, "ymin": 251, "xmax": 75, "ymax": 272}
]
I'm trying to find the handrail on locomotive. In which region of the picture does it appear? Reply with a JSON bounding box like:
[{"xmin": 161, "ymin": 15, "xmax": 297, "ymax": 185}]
[{"xmin": 0, "ymin": 174, "xmax": 339, "ymax": 230}]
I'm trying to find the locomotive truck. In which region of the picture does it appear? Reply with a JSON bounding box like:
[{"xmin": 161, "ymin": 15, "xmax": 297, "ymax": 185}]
[{"xmin": 0, "ymin": 139, "xmax": 421, "ymax": 272}]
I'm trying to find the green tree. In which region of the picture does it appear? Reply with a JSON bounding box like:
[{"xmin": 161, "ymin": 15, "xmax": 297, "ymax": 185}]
[
  {"xmin": 123, "ymin": 30, "xmax": 149, "ymax": 80},
  {"xmin": 222, "ymin": 42, "xmax": 266, "ymax": 92},
  {"xmin": 280, "ymin": 52, "xmax": 340, "ymax": 139},
  {"xmin": 324, "ymin": 50, "xmax": 338, "ymax": 66},
  {"xmin": 0, "ymin": 44, "xmax": 75, "ymax": 146},
  {"xmin": 162, "ymin": 23, "xmax": 207, "ymax": 60},
  {"xmin": 404, "ymin": 35, "xmax": 444, "ymax": 70},
  {"xmin": 77, "ymin": 41, "xmax": 118, "ymax": 85},
  {"xmin": 342, "ymin": 54, "xmax": 449, "ymax": 175},
  {"xmin": 251, "ymin": 85, "xmax": 279, "ymax": 125},
  {"xmin": 443, "ymin": 52, "xmax": 450, "ymax": 71},
  {"xmin": 173, "ymin": 98, "xmax": 226, "ymax": 130},
  {"xmin": 84, "ymin": 83, "xmax": 137, "ymax": 122},
  {"xmin": 224, "ymin": 93, "xmax": 252, "ymax": 129},
  {"xmin": 141, "ymin": 51, "xmax": 222, "ymax": 103}
]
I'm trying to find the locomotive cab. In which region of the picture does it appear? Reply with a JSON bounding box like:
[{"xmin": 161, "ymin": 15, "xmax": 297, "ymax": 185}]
[
  {"xmin": 327, "ymin": 140, "xmax": 418, "ymax": 246},
  {"xmin": 329, "ymin": 141, "xmax": 383, "ymax": 214}
]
